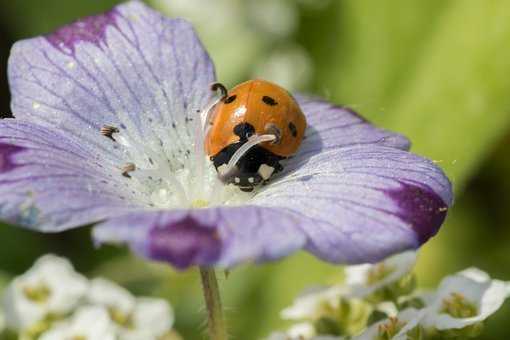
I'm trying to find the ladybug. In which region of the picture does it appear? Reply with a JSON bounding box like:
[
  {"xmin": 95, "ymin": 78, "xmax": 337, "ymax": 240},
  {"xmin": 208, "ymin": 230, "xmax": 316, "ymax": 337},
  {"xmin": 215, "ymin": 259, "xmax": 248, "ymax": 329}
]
[{"xmin": 204, "ymin": 79, "xmax": 307, "ymax": 192}]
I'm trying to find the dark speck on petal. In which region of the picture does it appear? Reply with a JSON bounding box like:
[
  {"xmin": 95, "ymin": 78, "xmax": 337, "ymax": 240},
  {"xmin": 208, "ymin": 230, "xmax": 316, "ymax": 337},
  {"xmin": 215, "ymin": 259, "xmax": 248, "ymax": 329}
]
[
  {"xmin": 148, "ymin": 216, "xmax": 221, "ymax": 270},
  {"xmin": 387, "ymin": 181, "xmax": 448, "ymax": 244}
]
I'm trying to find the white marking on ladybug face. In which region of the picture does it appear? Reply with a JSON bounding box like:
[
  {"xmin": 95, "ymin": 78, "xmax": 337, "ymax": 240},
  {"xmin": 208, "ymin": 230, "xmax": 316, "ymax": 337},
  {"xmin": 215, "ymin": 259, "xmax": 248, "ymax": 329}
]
[
  {"xmin": 217, "ymin": 164, "xmax": 229, "ymax": 176},
  {"xmin": 248, "ymin": 177, "xmax": 255, "ymax": 184},
  {"xmin": 258, "ymin": 164, "xmax": 275, "ymax": 180},
  {"xmin": 234, "ymin": 177, "xmax": 241, "ymax": 184}
]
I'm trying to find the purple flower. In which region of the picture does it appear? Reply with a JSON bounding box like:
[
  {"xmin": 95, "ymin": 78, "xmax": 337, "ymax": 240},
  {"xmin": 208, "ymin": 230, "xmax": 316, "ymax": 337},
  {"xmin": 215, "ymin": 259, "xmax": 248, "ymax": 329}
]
[{"xmin": 0, "ymin": 1, "xmax": 452, "ymax": 270}]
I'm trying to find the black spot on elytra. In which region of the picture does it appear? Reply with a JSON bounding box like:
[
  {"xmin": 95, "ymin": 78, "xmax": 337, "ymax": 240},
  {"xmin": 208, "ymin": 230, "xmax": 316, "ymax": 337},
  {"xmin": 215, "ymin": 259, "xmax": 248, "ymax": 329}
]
[
  {"xmin": 262, "ymin": 96, "xmax": 278, "ymax": 106},
  {"xmin": 233, "ymin": 123, "xmax": 255, "ymax": 141},
  {"xmin": 288, "ymin": 122, "xmax": 298, "ymax": 137},
  {"xmin": 224, "ymin": 95, "xmax": 237, "ymax": 104}
]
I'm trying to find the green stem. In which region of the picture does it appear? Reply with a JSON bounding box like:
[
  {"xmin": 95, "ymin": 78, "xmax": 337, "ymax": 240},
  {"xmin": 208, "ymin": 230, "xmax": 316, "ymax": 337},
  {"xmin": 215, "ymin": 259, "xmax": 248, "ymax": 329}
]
[{"xmin": 199, "ymin": 267, "xmax": 227, "ymax": 340}]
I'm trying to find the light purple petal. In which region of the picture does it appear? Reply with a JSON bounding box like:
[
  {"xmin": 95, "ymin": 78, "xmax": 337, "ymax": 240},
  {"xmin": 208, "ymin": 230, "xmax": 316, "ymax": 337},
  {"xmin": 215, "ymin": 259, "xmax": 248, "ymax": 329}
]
[
  {"xmin": 93, "ymin": 207, "xmax": 307, "ymax": 270},
  {"xmin": 253, "ymin": 145, "xmax": 452, "ymax": 264},
  {"xmin": 8, "ymin": 0, "xmax": 215, "ymax": 148},
  {"xmin": 0, "ymin": 120, "xmax": 142, "ymax": 231},
  {"xmin": 94, "ymin": 144, "xmax": 451, "ymax": 268},
  {"xmin": 293, "ymin": 96, "xmax": 411, "ymax": 165}
]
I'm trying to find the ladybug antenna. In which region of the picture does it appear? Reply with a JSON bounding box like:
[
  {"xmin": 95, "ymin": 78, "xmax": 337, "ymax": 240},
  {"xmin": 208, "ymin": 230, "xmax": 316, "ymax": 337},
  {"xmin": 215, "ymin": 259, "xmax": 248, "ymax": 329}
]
[
  {"xmin": 221, "ymin": 133, "xmax": 279, "ymax": 179},
  {"xmin": 211, "ymin": 82, "xmax": 228, "ymax": 100}
]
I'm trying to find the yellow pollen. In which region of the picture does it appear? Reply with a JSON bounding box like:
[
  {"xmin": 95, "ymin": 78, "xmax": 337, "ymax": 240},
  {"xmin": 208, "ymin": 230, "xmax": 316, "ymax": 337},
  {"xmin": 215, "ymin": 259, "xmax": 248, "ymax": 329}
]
[
  {"xmin": 23, "ymin": 283, "xmax": 51, "ymax": 303},
  {"xmin": 441, "ymin": 292, "xmax": 478, "ymax": 318},
  {"xmin": 192, "ymin": 199, "xmax": 209, "ymax": 208},
  {"xmin": 71, "ymin": 336, "xmax": 86, "ymax": 340},
  {"xmin": 108, "ymin": 307, "xmax": 133, "ymax": 329}
]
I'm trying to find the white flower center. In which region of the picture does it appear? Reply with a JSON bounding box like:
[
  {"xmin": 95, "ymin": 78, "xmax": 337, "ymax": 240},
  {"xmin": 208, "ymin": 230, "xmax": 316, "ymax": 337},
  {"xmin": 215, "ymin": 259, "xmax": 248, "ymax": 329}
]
[
  {"xmin": 441, "ymin": 292, "xmax": 478, "ymax": 318},
  {"xmin": 107, "ymin": 101, "xmax": 253, "ymax": 209},
  {"xmin": 22, "ymin": 282, "xmax": 51, "ymax": 304}
]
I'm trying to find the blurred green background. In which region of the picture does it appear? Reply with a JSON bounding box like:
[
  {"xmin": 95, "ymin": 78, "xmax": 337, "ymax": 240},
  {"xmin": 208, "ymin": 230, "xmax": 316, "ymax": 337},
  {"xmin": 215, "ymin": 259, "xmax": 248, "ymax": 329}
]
[{"xmin": 1, "ymin": 0, "xmax": 510, "ymax": 339}]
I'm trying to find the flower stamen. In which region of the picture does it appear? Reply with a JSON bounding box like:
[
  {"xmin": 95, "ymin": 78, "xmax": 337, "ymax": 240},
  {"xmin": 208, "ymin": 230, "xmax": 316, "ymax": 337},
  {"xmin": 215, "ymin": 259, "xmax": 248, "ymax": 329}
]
[
  {"xmin": 441, "ymin": 292, "xmax": 478, "ymax": 318},
  {"xmin": 121, "ymin": 163, "xmax": 136, "ymax": 178},
  {"xmin": 100, "ymin": 125, "xmax": 120, "ymax": 141}
]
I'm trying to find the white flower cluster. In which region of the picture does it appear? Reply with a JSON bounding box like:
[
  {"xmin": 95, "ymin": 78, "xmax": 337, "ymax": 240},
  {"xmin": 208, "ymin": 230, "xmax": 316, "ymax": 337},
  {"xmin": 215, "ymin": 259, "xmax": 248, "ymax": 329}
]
[
  {"xmin": 269, "ymin": 251, "xmax": 510, "ymax": 340},
  {"xmin": 0, "ymin": 255, "xmax": 179, "ymax": 340}
]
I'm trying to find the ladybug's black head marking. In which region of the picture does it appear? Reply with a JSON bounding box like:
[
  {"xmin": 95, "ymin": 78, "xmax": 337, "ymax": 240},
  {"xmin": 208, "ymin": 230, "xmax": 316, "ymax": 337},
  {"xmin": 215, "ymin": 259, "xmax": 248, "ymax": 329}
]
[
  {"xmin": 288, "ymin": 122, "xmax": 298, "ymax": 137},
  {"xmin": 233, "ymin": 122, "xmax": 256, "ymax": 141},
  {"xmin": 211, "ymin": 141, "xmax": 285, "ymax": 191},
  {"xmin": 224, "ymin": 95, "xmax": 237, "ymax": 104},
  {"xmin": 262, "ymin": 95, "xmax": 278, "ymax": 106}
]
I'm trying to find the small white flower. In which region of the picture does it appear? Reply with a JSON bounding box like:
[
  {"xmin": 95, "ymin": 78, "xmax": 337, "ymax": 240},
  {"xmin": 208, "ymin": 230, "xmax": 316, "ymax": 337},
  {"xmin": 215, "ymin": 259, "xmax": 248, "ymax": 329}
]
[
  {"xmin": 345, "ymin": 251, "xmax": 417, "ymax": 298},
  {"xmin": 281, "ymin": 286, "xmax": 347, "ymax": 321},
  {"xmin": 2, "ymin": 254, "xmax": 88, "ymax": 331},
  {"xmin": 288, "ymin": 322, "xmax": 316, "ymax": 339},
  {"xmin": 266, "ymin": 323, "xmax": 318, "ymax": 340},
  {"xmin": 119, "ymin": 297, "xmax": 174, "ymax": 340},
  {"xmin": 266, "ymin": 331, "xmax": 290, "ymax": 340},
  {"xmin": 267, "ymin": 327, "xmax": 344, "ymax": 340},
  {"xmin": 421, "ymin": 267, "xmax": 508, "ymax": 331},
  {"xmin": 87, "ymin": 278, "xmax": 136, "ymax": 318},
  {"xmin": 39, "ymin": 305, "xmax": 116, "ymax": 340},
  {"xmin": 87, "ymin": 278, "xmax": 174, "ymax": 339},
  {"xmin": 354, "ymin": 308, "xmax": 424, "ymax": 340}
]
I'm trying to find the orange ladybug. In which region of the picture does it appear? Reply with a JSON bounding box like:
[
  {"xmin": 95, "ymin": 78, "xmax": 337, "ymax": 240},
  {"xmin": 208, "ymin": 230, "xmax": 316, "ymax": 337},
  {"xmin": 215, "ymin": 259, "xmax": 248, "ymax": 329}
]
[{"xmin": 204, "ymin": 79, "xmax": 307, "ymax": 192}]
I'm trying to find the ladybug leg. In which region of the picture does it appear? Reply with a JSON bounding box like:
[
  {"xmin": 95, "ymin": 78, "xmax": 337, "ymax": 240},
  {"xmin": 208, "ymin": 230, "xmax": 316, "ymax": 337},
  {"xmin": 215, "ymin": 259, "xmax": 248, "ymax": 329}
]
[
  {"xmin": 210, "ymin": 82, "xmax": 228, "ymax": 100},
  {"xmin": 200, "ymin": 82, "xmax": 229, "ymax": 133},
  {"xmin": 274, "ymin": 162, "xmax": 284, "ymax": 173}
]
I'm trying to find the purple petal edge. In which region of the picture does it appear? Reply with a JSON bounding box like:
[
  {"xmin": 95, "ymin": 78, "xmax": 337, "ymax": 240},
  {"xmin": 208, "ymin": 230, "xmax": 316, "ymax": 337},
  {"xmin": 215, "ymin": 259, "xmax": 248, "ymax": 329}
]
[
  {"xmin": 0, "ymin": 143, "xmax": 24, "ymax": 173},
  {"xmin": 148, "ymin": 216, "xmax": 222, "ymax": 270},
  {"xmin": 45, "ymin": 7, "xmax": 119, "ymax": 54},
  {"xmin": 387, "ymin": 181, "xmax": 449, "ymax": 244}
]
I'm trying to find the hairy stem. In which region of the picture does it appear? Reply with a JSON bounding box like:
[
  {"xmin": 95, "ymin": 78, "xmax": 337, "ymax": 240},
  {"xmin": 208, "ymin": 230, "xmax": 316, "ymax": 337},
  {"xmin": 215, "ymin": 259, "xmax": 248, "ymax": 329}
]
[{"xmin": 200, "ymin": 267, "xmax": 227, "ymax": 340}]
